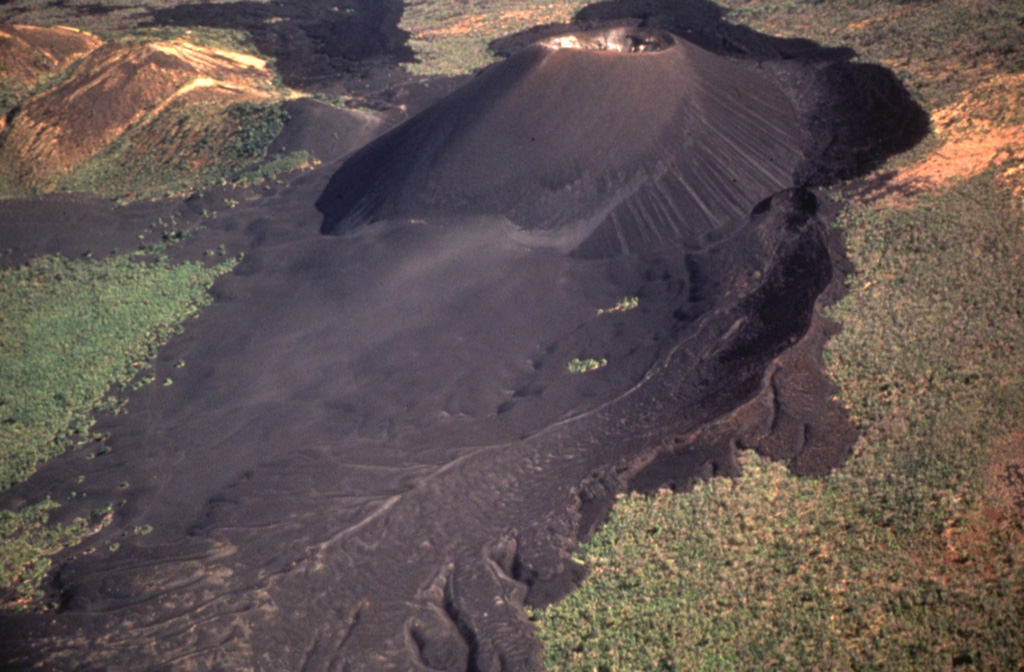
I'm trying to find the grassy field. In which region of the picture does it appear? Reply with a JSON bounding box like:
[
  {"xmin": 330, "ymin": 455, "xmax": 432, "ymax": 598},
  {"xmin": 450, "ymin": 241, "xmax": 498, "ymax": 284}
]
[
  {"xmin": 528, "ymin": 0, "xmax": 1024, "ymax": 669},
  {"xmin": 0, "ymin": 248, "xmax": 236, "ymax": 603}
]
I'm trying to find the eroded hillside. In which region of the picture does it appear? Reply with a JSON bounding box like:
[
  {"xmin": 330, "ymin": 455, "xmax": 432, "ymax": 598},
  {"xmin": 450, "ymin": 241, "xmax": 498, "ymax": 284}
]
[
  {"xmin": 0, "ymin": 24, "xmax": 101, "ymax": 97},
  {"xmin": 0, "ymin": 25, "xmax": 297, "ymax": 199}
]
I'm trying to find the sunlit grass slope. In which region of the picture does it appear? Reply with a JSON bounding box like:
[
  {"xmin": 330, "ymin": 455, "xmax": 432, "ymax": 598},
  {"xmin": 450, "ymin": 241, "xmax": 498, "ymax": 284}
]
[{"xmin": 0, "ymin": 24, "xmax": 298, "ymax": 201}]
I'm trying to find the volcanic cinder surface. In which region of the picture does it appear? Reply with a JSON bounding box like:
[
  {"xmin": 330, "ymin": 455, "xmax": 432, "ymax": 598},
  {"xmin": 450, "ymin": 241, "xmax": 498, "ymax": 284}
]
[{"xmin": 0, "ymin": 2, "xmax": 927, "ymax": 670}]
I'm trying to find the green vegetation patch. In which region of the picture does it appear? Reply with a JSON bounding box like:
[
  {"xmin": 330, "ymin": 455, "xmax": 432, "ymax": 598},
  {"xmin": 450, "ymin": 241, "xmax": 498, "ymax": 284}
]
[
  {"xmin": 114, "ymin": 25, "xmax": 263, "ymax": 55},
  {"xmin": 234, "ymin": 149, "xmax": 315, "ymax": 189},
  {"xmin": 0, "ymin": 499, "xmax": 92, "ymax": 604},
  {"xmin": 0, "ymin": 80, "xmax": 28, "ymax": 122},
  {"xmin": 53, "ymin": 101, "xmax": 292, "ymax": 200},
  {"xmin": 0, "ymin": 251, "xmax": 235, "ymax": 491},
  {"xmin": 567, "ymin": 357, "xmax": 607, "ymax": 374},
  {"xmin": 596, "ymin": 296, "xmax": 638, "ymax": 315},
  {"xmin": 535, "ymin": 449, "xmax": 1024, "ymax": 671},
  {"xmin": 536, "ymin": 170, "xmax": 1024, "ymax": 670}
]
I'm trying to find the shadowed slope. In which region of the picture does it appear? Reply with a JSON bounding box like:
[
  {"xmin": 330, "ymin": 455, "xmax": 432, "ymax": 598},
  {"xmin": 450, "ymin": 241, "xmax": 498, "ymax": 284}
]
[
  {"xmin": 141, "ymin": 0, "xmax": 413, "ymax": 89},
  {"xmin": 318, "ymin": 28, "xmax": 802, "ymax": 257}
]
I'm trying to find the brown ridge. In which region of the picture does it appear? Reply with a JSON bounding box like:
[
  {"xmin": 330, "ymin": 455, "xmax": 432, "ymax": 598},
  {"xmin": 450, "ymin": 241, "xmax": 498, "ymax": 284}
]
[{"xmin": 0, "ymin": 32, "xmax": 281, "ymax": 188}]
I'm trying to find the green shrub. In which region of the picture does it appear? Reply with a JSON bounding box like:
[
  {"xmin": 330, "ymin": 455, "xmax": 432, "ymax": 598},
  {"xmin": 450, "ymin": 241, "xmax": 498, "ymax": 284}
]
[{"xmin": 0, "ymin": 252, "xmax": 235, "ymax": 491}]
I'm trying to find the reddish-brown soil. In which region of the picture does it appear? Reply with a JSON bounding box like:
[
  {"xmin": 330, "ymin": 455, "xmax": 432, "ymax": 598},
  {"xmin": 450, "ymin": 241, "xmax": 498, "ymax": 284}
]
[
  {"xmin": 1, "ymin": 31, "xmax": 280, "ymax": 189},
  {"xmin": 0, "ymin": 24, "xmax": 101, "ymax": 89}
]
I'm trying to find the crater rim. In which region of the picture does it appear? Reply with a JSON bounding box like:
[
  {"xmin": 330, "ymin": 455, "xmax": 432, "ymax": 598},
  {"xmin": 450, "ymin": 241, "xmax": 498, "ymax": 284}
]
[{"xmin": 538, "ymin": 27, "xmax": 675, "ymax": 54}]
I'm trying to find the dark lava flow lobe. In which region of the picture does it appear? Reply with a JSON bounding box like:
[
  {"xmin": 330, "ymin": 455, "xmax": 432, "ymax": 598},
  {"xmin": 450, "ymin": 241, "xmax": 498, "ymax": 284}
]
[{"xmin": 0, "ymin": 16, "xmax": 927, "ymax": 672}]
